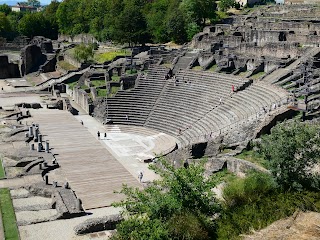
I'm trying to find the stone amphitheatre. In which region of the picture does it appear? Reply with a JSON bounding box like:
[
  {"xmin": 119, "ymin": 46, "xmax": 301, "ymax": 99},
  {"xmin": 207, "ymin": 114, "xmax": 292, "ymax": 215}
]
[{"xmin": 0, "ymin": 3, "xmax": 320, "ymax": 240}]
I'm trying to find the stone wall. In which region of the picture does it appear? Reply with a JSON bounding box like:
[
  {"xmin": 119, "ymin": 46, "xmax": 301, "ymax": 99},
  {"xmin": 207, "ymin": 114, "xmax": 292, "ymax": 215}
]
[
  {"xmin": 20, "ymin": 44, "xmax": 46, "ymax": 75},
  {"xmin": 0, "ymin": 55, "xmax": 21, "ymax": 79},
  {"xmin": 39, "ymin": 55, "xmax": 57, "ymax": 73},
  {"xmin": 63, "ymin": 54, "xmax": 81, "ymax": 68},
  {"xmin": 205, "ymin": 156, "xmax": 269, "ymax": 175},
  {"xmin": 72, "ymin": 86, "xmax": 93, "ymax": 114},
  {"xmin": 236, "ymin": 42, "xmax": 301, "ymax": 58},
  {"xmin": 58, "ymin": 34, "xmax": 97, "ymax": 44}
]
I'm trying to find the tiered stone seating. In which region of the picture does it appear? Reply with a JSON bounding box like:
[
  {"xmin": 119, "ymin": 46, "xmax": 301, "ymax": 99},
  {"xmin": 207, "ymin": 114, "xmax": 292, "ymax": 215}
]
[
  {"xmin": 178, "ymin": 82, "xmax": 288, "ymax": 146},
  {"xmin": 106, "ymin": 66, "xmax": 170, "ymax": 126},
  {"xmin": 107, "ymin": 66, "xmax": 289, "ymax": 147},
  {"xmin": 144, "ymin": 69, "xmax": 249, "ymax": 141}
]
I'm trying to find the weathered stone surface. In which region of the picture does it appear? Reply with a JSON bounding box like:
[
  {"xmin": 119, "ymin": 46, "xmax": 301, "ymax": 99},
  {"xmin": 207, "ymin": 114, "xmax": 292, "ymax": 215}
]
[
  {"xmin": 21, "ymin": 44, "xmax": 46, "ymax": 75},
  {"xmin": 74, "ymin": 214, "xmax": 123, "ymax": 235}
]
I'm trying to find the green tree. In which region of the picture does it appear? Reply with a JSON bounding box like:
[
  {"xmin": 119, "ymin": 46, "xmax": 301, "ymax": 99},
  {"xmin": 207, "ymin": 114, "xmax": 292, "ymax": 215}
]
[
  {"xmin": 18, "ymin": 12, "xmax": 51, "ymax": 38},
  {"xmin": 27, "ymin": 0, "xmax": 40, "ymax": 7},
  {"xmin": 112, "ymin": 158, "xmax": 221, "ymax": 239},
  {"xmin": 166, "ymin": 8, "xmax": 188, "ymax": 44},
  {"xmin": 180, "ymin": 0, "xmax": 216, "ymax": 27},
  {"xmin": 0, "ymin": 12, "xmax": 11, "ymax": 37},
  {"xmin": 73, "ymin": 44, "xmax": 94, "ymax": 63},
  {"xmin": 145, "ymin": 0, "xmax": 170, "ymax": 43},
  {"xmin": 44, "ymin": 0, "xmax": 60, "ymax": 39},
  {"xmin": 7, "ymin": 12, "xmax": 23, "ymax": 35},
  {"xmin": 110, "ymin": 2, "xmax": 149, "ymax": 45},
  {"xmin": 218, "ymin": 0, "xmax": 236, "ymax": 11},
  {"xmin": 258, "ymin": 120, "xmax": 320, "ymax": 191},
  {"xmin": 0, "ymin": 4, "xmax": 11, "ymax": 15},
  {"xmin": 56, "ymin": 0, "xmax": 82, "ymax": 35}
]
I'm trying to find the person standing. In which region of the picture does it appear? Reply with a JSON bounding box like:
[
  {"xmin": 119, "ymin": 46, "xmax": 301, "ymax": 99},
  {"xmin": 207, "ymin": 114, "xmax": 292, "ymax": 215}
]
[
  {"xmin": 138, "ymin": 171, "xmax": 143, "ymax": 183},
  {"xmin": 97, "ymin": 131, "xmax": 100, "ymax": 139}
]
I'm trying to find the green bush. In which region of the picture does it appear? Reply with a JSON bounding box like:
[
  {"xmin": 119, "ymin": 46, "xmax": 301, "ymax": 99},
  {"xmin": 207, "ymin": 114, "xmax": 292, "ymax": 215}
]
[
  {"xmin": 223, "ymin": 171, "xmax": 276, "ymax": 207},
  {"xmin": 168, "ymin": 211, "xmax": 215, "ymax": 240},
  {"xmin": 217, "ymin": 171, "xmax": 320, "ymax": 240},
  {"xmin": 217, "ymin": 190, "xmax": 320, "ymax": 240}
]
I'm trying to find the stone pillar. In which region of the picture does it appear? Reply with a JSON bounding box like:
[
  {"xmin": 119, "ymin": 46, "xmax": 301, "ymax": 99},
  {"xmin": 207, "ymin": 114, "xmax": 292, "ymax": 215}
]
[
  {"xmin": 45, "ymin": 175, "xmax": 49, "ymax": 185},
  {"xmin": 28, "ymin": 126, "xmax": 33, "ymax": 137},
  {"xmin": 53, "ymin": 181, "xmax": 57, "ymax": 188},
  {"xmin": 37, "ymin": 142, "xmax": 42, "ymax": 152},
  {"xmin": 39, "ymin": 163, "xmax": 42, "ymax": 170},
  {"xmin": 34, "ymin": 127, "xmax": 39, "ymax": 142},
  {"xmin": 30, "ymin": 143, "xmax": 34, "ymax": 151},
  {"xmin": 25, "ymin": 132, "xmax": 28, "ymax": 138},
  {"xmin": 38, "ymin": 134, "xmax": 42, "ymax": 143},
  {"xmin": 45, "ymin": 141, "xmax": 50, "ymax": 153}
]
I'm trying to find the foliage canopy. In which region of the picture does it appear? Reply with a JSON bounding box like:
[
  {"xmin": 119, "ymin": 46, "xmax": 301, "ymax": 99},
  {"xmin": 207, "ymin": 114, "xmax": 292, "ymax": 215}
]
[
  {"xmin": 258, "ymin": 120, "xmax": 320, "ymax": 191},
  {"xmin": 111, "ymin": 157, "xmax": 221, "ymax": 239}
]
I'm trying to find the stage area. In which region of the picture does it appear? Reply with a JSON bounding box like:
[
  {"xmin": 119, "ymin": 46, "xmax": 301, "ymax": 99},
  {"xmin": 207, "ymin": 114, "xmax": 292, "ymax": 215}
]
[{"xmin": 29, "ymin": 109, "xmax": 177, "ymax": 209}]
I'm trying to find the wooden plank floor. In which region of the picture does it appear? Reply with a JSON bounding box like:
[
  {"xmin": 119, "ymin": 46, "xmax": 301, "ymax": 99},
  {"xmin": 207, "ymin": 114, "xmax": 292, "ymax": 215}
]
[{"xmin": 30, "ymin": 109, "xmax": 140, "ymax": 210}]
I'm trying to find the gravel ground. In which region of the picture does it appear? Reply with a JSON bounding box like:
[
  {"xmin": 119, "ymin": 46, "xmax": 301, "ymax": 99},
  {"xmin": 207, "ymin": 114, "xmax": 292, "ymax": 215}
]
[
  {"xmin": 10, "ymin": 188, "xmax": 30, "ymax": 199},
  {"xmin": 19, "ymin": 207, "xmax": 121, "ymax": 240},
  {"xmin": 16, "ymin": 209, "xmax": 58, "ymax": 226},
  {"xmin": 13, "ymin": 196, "xmax": 52, "ymax": 211}
]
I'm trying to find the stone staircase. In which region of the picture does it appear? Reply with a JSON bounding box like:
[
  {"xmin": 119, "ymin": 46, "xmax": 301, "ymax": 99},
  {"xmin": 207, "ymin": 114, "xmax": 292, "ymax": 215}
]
[
  {"xmin": 172, "ymin": 51, "xmax": 198, "ymax": 74},
  {"xmin": 106, "ymin": 66, "xmax": 170, "ymax": 126}
]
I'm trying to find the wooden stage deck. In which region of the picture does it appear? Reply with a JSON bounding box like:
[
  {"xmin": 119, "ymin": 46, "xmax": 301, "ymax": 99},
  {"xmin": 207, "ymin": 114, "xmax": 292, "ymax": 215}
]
[{"xmin": 30, "ymin": 109, "xmax": 140, "ymax": 210}]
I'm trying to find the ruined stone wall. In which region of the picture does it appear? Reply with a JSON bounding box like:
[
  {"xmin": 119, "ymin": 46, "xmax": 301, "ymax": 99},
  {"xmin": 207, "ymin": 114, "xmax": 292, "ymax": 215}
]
[
  {"xmin": 63, "ymin": 54, "xmax": 81, "ymax": 68},
  {"xmin": 0, "ymin": 55, "xmax": 21, "ymax": 79},
  {"xmin": 58, "ymin": 34, "xmax": 97, "ymax": 44},
  {"xmin": 20, "ymin": 44, "xmax": 46, "ymax": 75},
  {"xmin": 244, "ymin": 30, "xmax": 280, "ymax": 46},
  {"xmin": 39, "ymin": 55, "xmax": 57, "ymax": 73},
  {"xmin": 236, "ymin": 42, "xmax": 301, "ymax": 58},
  {"xmin": 72, "ymin": 87, "xmax": 93, "ymax": 114},
  {"xmin": 191, "ymin": 33, "xmax": 242, "ymax": 49}
]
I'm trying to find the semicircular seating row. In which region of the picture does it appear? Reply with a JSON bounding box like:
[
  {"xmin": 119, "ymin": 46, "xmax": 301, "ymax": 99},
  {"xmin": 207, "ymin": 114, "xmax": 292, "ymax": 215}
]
[{"xmin": 106, "ymin": 67, "xmax": 289, "ymax": 147}]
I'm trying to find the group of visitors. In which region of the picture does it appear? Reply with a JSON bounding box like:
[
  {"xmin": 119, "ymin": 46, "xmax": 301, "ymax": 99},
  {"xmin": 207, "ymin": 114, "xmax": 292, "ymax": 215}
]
[{"xmin": 97, "ymin": 131, "xmax": 108, "ymax": 139}]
